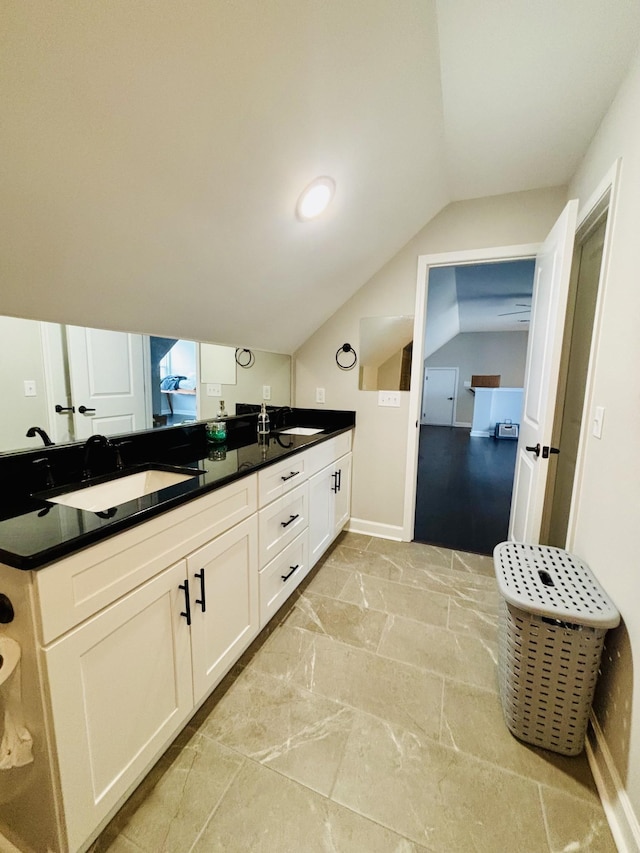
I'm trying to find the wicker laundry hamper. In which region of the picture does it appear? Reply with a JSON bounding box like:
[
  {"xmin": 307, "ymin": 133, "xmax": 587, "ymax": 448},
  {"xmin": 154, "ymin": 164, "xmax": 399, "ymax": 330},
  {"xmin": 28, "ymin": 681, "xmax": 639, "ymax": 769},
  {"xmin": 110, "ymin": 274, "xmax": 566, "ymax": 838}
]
[{"xmin": 493, "ymin": 542, "xmax": 620, "ymax": 756}]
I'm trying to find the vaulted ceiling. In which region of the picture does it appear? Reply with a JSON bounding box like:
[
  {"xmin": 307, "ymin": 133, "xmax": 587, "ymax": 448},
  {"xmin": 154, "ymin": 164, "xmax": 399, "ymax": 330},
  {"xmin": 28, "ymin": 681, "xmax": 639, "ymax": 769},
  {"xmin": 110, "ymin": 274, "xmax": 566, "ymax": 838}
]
[{"xmin": 1, "ymin": 2, "xmax": 639, "ymax": 354}]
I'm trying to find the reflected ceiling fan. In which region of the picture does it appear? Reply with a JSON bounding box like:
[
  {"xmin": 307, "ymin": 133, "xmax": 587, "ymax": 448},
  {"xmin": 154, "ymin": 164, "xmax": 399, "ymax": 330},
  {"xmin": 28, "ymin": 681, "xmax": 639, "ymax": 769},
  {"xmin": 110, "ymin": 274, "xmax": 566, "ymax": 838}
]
[{"xmin": 498, "ymin": 303, "xmax": 531, "ymax": 322}]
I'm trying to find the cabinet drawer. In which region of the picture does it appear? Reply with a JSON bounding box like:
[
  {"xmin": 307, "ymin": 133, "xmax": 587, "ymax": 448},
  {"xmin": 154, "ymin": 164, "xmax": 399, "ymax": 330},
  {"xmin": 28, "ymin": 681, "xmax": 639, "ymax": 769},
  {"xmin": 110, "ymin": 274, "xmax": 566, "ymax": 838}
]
[
  {"xmin": 258, "ymin": 482, "xmax": 308, "ymax": 568},
  {"xmin": 36, "ymin": 475, "xmax": 257, "ymax": 644},
  {"xmin": 258, "ymin": 453, "xmax": 309, "ymax": 506},
  {"xmin": 259, "ymin": 530, "xmax": 309, "ymax": 628}
]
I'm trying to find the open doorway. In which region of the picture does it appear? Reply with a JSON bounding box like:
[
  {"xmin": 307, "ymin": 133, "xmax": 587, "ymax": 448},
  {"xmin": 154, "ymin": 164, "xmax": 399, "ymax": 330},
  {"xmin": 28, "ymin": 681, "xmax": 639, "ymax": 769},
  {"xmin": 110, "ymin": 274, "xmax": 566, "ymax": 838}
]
[{"xmin": 414, "ymin": 259, "xmax": 536, "ymax": 554}]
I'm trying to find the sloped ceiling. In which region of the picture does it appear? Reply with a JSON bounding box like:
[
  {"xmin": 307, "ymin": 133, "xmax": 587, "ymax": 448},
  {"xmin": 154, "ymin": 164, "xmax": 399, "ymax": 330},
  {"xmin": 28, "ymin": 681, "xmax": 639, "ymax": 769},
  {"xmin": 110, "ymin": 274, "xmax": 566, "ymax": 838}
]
[{"xmin": 1, "ymin": 1, "xmax": 639, "ymax": 354}]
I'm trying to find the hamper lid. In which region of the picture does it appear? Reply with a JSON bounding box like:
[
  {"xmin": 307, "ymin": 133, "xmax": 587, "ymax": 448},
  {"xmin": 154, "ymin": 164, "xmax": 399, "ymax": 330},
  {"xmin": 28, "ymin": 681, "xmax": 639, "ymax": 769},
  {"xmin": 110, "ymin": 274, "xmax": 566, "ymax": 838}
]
[{"xmin": 493, "ymin": 542, "xmax": 620, "ymax": 628}]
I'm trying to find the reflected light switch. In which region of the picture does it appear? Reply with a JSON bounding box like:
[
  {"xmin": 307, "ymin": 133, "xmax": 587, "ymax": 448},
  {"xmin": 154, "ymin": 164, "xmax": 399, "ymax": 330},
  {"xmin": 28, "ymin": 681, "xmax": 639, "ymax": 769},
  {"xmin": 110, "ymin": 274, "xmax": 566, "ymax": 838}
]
[{"xmin": 592, "ymin": 406, "xmax": 605, "ymax": 439}]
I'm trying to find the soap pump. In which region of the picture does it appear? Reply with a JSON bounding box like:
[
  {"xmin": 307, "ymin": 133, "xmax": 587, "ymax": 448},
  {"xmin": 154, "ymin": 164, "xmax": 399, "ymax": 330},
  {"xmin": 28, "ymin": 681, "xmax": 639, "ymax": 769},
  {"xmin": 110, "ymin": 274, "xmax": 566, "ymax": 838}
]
[{"xmin": 257, "ymin": 403, "xmax": 270, "ymax": 442}]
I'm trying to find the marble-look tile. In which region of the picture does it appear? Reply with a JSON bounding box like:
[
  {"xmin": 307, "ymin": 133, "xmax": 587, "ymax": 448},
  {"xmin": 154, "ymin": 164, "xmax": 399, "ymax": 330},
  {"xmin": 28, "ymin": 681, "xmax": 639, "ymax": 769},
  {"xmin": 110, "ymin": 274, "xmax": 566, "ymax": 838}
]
[
  {"xmin": 378, "ymin": 614, "xmax": 499, "ymax": 692},
  {"xmin": 89, "ymin": 833, "xmax": 146, "ymax": 852},
  {"xmin": 291, "ymin": 632, "xmax": 443, "ymax": 740},
  {"xmin": 338, "ymin": 571, "xmax": 449, "ymax": 628},
  {"xmin": 301, "ymin": 562, "xmax": 352, "ymax": 599},
  {"xmin": 447, "ymin": 594, "xmax": 500, "ymax": 642},
  {"xmin": 193, "ymin": 760, "xmax": 429, "ymax": 853},
  {"xmin": 452, "ymin": 549, "xmax": 496, "ymax": 577},
  {"xmin": 334, "ymin": 530, "xmax": 373, "ymax": 551},
  {"xmin": 96, "ymin": 730, "xmax": 243, "ymax": 853},
  {"xmin": 283, "ymin": 590, "xmax": 388, "ymax": 650},
  {"xmin": 441, "ymin": 680, "xmax": 601, "ymax": 802},
  {"xmin": 540, "ymin": 786, "xmax": 618, "ymax": 852},
  {"xmin": 244, "ymin": 624, "xmax": 315, "ymax": 681},
  {"xmin": 195, "ymin": 667, "xmax": 353, "ymax": 796},
  {"xmin": 332, "ymin": 713, "xmax": 549, "ymax": 851},
  {"xmin": 365, "ymin": 537, "xmax": 453, "ymax": 570}
]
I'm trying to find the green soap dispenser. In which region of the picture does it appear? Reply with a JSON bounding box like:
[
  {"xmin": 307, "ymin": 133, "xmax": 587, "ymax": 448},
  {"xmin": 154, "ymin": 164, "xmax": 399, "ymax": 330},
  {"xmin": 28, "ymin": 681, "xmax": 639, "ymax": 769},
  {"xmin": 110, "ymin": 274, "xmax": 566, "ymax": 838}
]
[{"xmin": 207, "ymin": 400, "xmax": 228, "ymax": 443}]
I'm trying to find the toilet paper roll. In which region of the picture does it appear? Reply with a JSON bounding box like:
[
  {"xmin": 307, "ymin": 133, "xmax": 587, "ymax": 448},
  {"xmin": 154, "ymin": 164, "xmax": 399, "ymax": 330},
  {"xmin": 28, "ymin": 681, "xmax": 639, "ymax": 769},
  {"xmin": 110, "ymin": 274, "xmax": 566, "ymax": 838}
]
[{"xmin": 0, "ymin": 637, "xmax": 20, "ymax": 688}]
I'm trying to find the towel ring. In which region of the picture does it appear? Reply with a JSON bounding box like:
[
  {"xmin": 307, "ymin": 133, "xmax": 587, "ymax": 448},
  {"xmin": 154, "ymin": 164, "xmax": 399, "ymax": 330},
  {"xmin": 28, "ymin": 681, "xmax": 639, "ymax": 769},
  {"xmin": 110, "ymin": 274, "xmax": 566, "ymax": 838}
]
[
  {"xmin": 235, "ymin": 348, "xmax": 255, "ymax": 368},
  {"xmin": 335, "ymin": 343, "xmax": 357, "ymax": 371}
]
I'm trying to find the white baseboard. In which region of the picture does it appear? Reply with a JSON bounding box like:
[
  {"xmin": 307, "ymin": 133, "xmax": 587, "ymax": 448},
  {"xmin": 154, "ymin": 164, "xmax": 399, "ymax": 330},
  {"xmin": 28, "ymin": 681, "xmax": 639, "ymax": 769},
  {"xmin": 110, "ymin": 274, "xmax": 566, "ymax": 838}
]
[
  {"xmin": 586, "ymin": 715, "xmax": 640, "ymax": 852},
  {"xmin": 454, "ymin": 421, "xmax": 472, "ymax": 428},
  {"xmin": 470, "ymin": 429, "xmax": 491, "ymax": 438},
  {"xmin": 346, "ymin": 518, "xmax": 404, "ymax": 541}
]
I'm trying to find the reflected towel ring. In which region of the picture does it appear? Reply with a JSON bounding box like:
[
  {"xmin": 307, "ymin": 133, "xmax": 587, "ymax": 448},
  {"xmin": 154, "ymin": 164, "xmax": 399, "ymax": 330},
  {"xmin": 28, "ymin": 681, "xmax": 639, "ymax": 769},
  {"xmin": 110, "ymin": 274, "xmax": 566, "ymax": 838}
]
[
  {"xmin": 235, "ymin": 348, "xmax": 255, "ymax": 368},
  {"xmin": 335, "ymin": 343, "xmax": 357, "ymax": 370}
]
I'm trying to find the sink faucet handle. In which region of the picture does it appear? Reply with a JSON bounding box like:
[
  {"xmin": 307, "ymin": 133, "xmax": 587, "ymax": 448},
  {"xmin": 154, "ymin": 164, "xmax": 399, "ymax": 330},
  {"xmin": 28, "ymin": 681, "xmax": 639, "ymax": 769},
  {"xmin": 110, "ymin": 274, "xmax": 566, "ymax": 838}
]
[{"xmin": 32, "ymin": 456, "xmax": 55, "ymax": 489}]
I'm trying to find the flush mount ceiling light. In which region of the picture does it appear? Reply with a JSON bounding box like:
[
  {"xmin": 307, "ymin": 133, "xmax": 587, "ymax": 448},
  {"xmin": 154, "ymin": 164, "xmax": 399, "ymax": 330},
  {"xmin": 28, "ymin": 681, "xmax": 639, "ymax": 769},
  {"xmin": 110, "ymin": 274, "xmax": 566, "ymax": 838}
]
[{"xmin": 296, "ymin": 176, "xmax": 335, "ymax": 221}]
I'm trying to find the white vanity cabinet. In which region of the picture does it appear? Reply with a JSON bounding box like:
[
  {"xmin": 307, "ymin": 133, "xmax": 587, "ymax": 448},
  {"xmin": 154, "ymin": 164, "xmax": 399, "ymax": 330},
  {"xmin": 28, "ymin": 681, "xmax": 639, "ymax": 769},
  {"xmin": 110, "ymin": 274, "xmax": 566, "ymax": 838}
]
[
  {"xmin": 308, "ymin": 445, "xmax": 353, "ymax": 567},
  {"xmin": 43, "ymin": 560, "xmax": 194, "ymax": 853},
  {"xmin": 6, "ymin": 430, "xmax": 352, "ymax": 853}
]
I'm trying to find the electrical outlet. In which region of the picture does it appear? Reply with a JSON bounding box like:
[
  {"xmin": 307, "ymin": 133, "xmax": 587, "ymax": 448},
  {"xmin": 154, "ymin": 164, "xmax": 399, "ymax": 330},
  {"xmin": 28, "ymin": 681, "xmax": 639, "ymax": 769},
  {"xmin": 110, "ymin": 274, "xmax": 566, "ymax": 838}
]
[
  {"xmin": 316, "ymin": 387, "xmax": 325, "ymax": 404},
  {"xmin": 262, "ymin": 385, "xmax": 271, "ymax": 400},
  {"xmin": 378, "ymin": 390, "xmax": 401, "ymax": 407},
  {"xmin": 206, "ymin": 383, "xmax": 222, "ymax": 397},
  {"xmin": 23, "ymin": 380, "xmax": 37, "ymax": 397}
]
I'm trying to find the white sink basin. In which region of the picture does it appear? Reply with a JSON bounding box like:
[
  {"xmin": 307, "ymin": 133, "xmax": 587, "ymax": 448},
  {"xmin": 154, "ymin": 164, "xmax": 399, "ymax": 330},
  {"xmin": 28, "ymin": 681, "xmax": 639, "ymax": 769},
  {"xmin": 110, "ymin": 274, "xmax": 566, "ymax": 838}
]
[
  {"xmin": 278, "ymin": 427, "xmax": 324, "ymax": 436},
  {"xmin": 47, "ymin": 469, "xmax": 200, "ymax": 512}
]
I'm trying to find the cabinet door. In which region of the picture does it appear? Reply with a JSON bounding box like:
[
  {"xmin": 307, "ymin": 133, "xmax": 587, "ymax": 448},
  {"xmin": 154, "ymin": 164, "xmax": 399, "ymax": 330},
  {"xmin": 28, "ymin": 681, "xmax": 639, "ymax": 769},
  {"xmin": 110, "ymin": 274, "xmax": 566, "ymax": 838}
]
[
  {"xmin": 308, "ymin": 463, "xmax": 334, "ymax": 568},
  {"xmin": 43, "ymin": 561, "xmax": 193, "ymax": 853},
  {"xmin": 188, "ymin": 516, "xmax": 259, "ymax": 704},
  {"xmin": 333, "ymin": 452, "xmax": 352, "ymax": 534}
]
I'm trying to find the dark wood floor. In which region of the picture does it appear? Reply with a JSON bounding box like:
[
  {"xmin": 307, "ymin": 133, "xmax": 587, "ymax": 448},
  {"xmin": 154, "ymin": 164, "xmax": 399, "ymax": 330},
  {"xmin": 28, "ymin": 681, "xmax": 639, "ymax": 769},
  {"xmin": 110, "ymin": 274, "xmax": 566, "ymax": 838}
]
[{"xmin": 414, "ymin": 425, "xmax": 517, "ymax": 556}]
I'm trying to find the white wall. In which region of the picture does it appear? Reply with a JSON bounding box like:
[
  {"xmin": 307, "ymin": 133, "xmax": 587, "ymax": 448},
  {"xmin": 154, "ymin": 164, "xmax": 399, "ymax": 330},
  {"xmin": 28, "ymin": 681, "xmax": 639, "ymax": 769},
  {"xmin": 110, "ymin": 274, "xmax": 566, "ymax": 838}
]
[
  {"xmin": 425, "ymin": 331, "xmax": 528, "ymax": 425},
  {"xmin": 0, "ymin": 317, "xmax": 50, "ymax": 452},
  {"xmin": 294, "ymin": 186, "xmax": 567, "ymax": 533},
  {"xmin": 423, "ymin": 266, "xmax": 459, "ymax": 357},
  {"xmin": 200, "ymin": 350, "xmax": 291, "ymax": 419},
  {"xmin": 566, "ymin": 45, "xmax": 640, "ymax": 839}
]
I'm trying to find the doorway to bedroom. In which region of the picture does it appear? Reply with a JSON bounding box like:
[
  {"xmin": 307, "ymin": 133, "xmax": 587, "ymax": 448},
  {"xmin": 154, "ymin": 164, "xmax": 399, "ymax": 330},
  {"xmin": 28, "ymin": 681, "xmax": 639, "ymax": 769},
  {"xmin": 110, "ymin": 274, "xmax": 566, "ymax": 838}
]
[{"xmin": 414, "ymin": 259, "xmax": 535, "ymax": 555}]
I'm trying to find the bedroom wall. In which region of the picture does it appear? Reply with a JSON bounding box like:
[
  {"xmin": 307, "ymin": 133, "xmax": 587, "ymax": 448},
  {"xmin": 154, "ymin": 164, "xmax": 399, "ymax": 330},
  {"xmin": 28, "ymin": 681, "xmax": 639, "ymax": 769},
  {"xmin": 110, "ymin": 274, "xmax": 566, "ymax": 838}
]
[{"xmin": 425, "ymin": 331, "xmax": 529, "ymax": 425}]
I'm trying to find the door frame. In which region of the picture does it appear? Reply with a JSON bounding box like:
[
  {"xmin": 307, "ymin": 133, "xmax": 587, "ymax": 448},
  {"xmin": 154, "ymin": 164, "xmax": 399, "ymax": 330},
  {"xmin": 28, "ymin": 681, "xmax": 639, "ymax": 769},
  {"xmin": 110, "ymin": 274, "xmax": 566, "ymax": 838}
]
[
  {"xmin": 421, "ymin": 366, "xmax": 459, "ymax": 426},
  {"xmin": 402, "ymin": 243, "xmax": 540, "ymax": 541},
  {"xmin": 558, "ymin": 159, "xmax": 621, "ymax": 551}
]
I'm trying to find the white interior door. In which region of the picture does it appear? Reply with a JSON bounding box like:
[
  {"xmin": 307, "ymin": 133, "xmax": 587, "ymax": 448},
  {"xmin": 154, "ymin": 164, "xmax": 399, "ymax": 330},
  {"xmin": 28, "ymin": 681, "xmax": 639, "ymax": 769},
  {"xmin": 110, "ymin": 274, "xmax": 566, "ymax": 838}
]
[
  {"xmin": 67, "ymin": 326, "xmax": 150, "ymax": 440},
  {"xmin": 508, "ymin": 200, "xmax": 578, "ymax": 543},
  {"xmin": 421, "ymin": 367, "xmax": 457, "ymax": 425}
]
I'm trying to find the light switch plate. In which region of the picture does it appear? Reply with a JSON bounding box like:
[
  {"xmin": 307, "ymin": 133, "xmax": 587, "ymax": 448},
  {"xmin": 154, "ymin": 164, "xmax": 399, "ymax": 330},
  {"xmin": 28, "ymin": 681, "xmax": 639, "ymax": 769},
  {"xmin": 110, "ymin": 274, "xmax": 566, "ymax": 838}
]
[
  {"xmin": 23, "ymin": 380, "xmax": 37, "ymax": 397},
  {"xmin": 593, "ymin": 405, "xmax": 605, "ymax": 439},
  {"xmin": 378, "ymin": 390, "xmax": 401, "ymax": 407},
  {"xmin": 206, "ymin": 383, "xmax": 222, "ymax": 397},
  {"xmin": 316, "ymin": 387, "xmax": 325, "ymax": 404},
  {"xmin": 262, "ymin": 385, "xmax": 271, "ymax": 400}
]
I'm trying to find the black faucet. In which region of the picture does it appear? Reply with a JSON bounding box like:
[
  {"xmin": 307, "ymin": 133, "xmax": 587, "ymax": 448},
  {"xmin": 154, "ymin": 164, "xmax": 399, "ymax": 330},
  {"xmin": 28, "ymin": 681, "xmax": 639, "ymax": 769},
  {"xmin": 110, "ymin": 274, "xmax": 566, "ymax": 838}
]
[
  {"xmin": 26, "ymin": 426, "xmax": 54, "ymax": 446},
  {"xmin": 82, "ymin": 435, "xmax": 124, "ymax": 480}
]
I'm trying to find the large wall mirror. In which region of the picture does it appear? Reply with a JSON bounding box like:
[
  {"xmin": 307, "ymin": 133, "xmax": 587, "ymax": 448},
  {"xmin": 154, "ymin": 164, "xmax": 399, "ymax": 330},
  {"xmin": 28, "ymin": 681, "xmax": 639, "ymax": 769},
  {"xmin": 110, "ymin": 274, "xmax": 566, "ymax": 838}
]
[
  {"xmin": 358, "ymin": 315, "xmax": 414, "ymax": 391},
  {"xmin": 0, "ymin": 314, "xmax": 291, "ymax": 454}
]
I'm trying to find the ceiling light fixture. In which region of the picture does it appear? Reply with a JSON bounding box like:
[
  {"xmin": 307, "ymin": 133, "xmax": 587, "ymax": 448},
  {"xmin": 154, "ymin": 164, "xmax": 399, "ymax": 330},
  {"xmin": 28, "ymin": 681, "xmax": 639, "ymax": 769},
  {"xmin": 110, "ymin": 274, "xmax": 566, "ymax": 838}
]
[{"xmin": 296, "ymin": 176, "xmax": 335, "ymax": 221}]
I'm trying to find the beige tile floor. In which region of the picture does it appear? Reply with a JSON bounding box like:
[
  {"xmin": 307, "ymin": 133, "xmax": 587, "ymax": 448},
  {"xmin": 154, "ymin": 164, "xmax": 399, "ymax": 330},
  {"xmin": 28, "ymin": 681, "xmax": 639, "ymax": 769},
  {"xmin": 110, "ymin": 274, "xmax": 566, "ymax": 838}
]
[{"xmin": 92, "ymin": 533, "xmax": 617, "ymax": 852}]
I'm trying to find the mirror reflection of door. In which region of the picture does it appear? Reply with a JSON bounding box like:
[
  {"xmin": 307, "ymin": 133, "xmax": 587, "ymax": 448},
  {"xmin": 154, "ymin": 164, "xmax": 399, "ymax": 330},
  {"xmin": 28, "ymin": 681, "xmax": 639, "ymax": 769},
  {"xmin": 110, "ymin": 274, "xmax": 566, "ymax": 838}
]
[
  {"xmin": 421, "ymin": 367, "xmax": 457, "ymax": 425},
  {"xmin": 66, "ymin": 327, "xmax": 151, "ymax": 440}
]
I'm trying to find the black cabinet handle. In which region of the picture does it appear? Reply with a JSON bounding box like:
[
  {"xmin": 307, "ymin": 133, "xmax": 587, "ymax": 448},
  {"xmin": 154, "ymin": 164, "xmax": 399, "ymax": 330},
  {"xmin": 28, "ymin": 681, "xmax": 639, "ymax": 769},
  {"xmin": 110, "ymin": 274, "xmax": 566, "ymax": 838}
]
[
  {"xmin": 337, "ymin": 468, "xmax": 342, "ymax": 492},
  {"xmin": 281, "ymin": 470, "xmax": 300, "ymax": 482},
  {"xmin": 281, "ymin": 565, "xmax": 299, "ymax": 582},
  {"xmin": 179, "ymin": 579, "xmax": 191, "ymax": 626},
  {"xmin": 195, "ymin": 569, "xmax": 206, "ymax": 613},
  {"xmin": 281, "ymin": 513, "xmax": 299, "ymax": 528},
  {"xmin": 526, "ymin": 444, "xmax": 541, "ymax": 457},
  {"xmin": 55, "ymin": 404, "xmax": 75, "ymax": 414},
  {"xmin": 331, "ymin": 471, "xmax": 339, "ymax": 493},
  {"xmin": 78, "ymin": 405, "xmax": 96, "ymax": 415}
]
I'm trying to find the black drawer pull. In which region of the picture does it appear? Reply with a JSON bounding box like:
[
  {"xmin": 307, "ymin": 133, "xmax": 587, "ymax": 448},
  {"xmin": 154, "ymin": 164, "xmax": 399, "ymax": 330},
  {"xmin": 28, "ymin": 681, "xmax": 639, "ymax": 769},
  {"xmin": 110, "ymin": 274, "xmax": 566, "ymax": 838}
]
[
  {"xmin": 179, "ymin": 579, "xmax": 191, "ymax": 626},
  {"xmin": 281, "ymin": 470, "xmax": 300, "ymax": 482},
  {"xmin": 281, "ymin": 564, "xmax": 299, "ymax": 582},
  {"xmin": 281, "ymin": 513, "xmax": 299, "ymax": 528},
  {"xmin": 195, "ymin": 569, "xmax": 206, "ymax": 612}
]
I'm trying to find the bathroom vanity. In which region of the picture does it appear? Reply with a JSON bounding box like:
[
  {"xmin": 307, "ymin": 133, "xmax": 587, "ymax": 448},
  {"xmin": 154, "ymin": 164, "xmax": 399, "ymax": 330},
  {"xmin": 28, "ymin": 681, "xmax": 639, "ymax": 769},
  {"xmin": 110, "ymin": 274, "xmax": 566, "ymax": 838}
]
[{"xmin": 0, "ymin": 410, "xmax": 354, "ymax": 852}]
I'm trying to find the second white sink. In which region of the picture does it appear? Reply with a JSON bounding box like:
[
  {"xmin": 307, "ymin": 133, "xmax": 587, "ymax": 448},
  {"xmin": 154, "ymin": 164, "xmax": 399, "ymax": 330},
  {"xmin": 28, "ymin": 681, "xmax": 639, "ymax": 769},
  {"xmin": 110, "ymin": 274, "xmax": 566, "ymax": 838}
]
[
  {"xmin": 47, "ymin": 468, "xmax": 200, "ymax": 513},
  {"xmin": 278, "ymin": 427, "xmax": 324, "ymax": 436}
]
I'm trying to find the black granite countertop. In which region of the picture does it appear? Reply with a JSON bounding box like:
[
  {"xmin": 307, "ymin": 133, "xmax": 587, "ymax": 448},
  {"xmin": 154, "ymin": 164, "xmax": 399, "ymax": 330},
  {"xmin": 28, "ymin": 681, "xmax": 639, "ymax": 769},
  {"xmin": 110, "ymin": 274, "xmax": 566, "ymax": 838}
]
[{"xmin": 0, "ymin": 408, "xmax": 355, "ymax": 570}]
